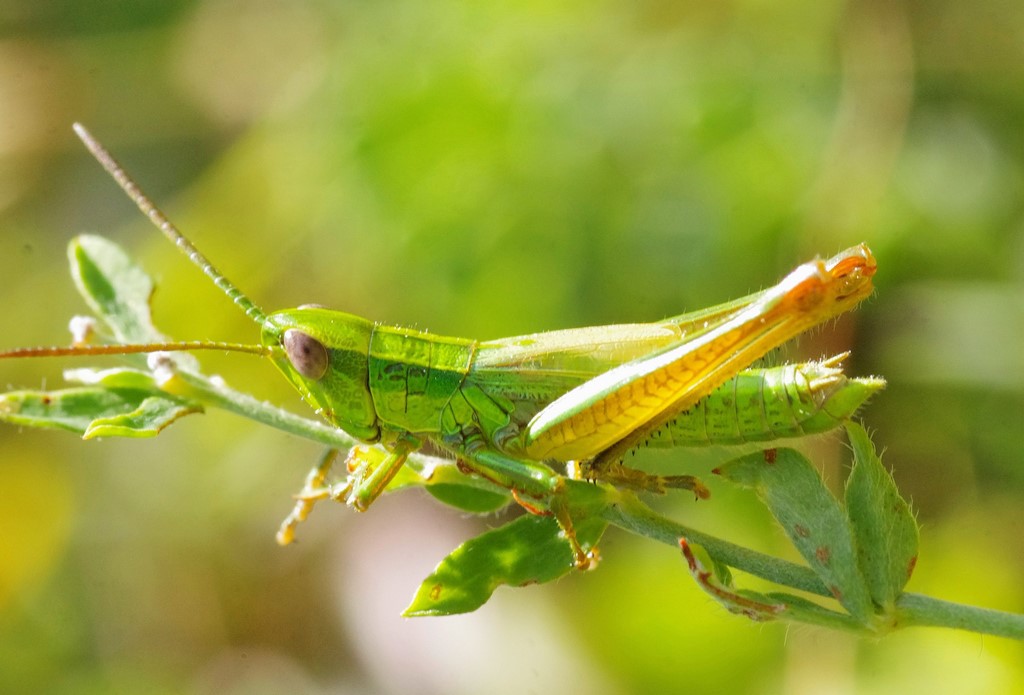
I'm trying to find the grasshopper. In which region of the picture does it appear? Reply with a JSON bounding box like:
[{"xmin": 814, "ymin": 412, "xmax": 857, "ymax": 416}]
[{"xmin": 1, "ymin": 124, "xmax": 879, "ymax": 567}]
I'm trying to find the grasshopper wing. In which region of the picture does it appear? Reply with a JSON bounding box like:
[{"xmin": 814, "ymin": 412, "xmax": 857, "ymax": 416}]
[{"xmin": 523, "ymin": 245, "xmax": 876, "ymax": 463}]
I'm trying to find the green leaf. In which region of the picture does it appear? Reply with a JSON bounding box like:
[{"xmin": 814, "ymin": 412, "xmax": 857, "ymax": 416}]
[
  {"xmin": 69, "ymin": 235, "xmax": 161, "ymax": 343},
  {"xmin": 844, "ymin": 422, "xmax": 919, "ymax": 610},
  {"xmin": 385, "ymin": 453, "xmax": 513, "ymax": 513},
  {"xmin": 64, "ymin": 366, "xmax": 162, "ymax": 389},
  {"xmin": 83, "ymin": 395, "xmax": 202, "ymax": 438},
  {"xmin": 61, "ymin": 367, "xmax": 203, "ymax": 437},
  {"xmin": 716, "ymin": 448, "xmax": 873, "ymax": 623},
  {"xmin": 424, "ymin": 484, "xmax": 512, "ymax": 514},
  {"xmin": 404, "ymin": 513, "xmax": 607, "ymax": 616},
  {"xmin": 68, "ymin": 235, "xmax": 197, "ymax": 370},
  {"xmin": 0, "ymin": 386, "xmax": 201, "ymax": 438}
]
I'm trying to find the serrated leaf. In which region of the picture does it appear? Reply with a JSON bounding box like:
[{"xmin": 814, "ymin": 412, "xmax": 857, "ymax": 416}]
[
  {"xmin": 69, "ymin": 236, "xmax": 198, "ymax": 371},
  {"xmin": 404, "ymin": 514, "xmax": 607, "ymax": 616},
  {"xmin": 0, "ymin": 387, "xmax": 201, "ymax": 438},
  {"xmin": 844, "ymin": 421, "xmax": 919, "ymax": 609},
  {"xmin": 716, "ymin": 448, "xmax": 873, "ymax": 623}
]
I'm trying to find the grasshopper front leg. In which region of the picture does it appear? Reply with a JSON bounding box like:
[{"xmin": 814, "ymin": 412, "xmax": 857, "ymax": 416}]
[
  {"xmin": 277, "ymin": 434, "xmax": 418, "ymax": 545},
  {"xmin": 277, "ymin": 448, "xmax": 342, "ymax": 545},
  {"xmin": 277, "ymin": 439, "xmax": 597, "ymax": 569}
]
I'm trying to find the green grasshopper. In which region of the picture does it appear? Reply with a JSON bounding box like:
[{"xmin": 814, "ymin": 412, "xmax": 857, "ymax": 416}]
[{"xmin": 1, "ymin": 124, "xmax": 879, "ymax": 567}]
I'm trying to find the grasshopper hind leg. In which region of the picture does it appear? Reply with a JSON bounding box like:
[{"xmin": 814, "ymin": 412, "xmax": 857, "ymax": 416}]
[{"xmin": 570, "ymin": 458, "xmax": 710, "ymax": 499}]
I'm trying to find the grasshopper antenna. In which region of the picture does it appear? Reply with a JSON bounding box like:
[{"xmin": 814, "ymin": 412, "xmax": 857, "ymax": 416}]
[
  {"xmin": 0, "ymin": 341, "xmax": 268, "ymax": 360},
  {"xmin": 72, "ymin": 123, "xmax": 269, "ymax": 327}
]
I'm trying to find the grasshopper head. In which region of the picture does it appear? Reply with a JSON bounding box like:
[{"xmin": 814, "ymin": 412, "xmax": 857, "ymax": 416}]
[
  {"xmin": 64, "ymin": 124, "xmax": 384, "ymax": 443},
  {"xmin": 263, "ymin": 307, "xmax": 380, "ymax": 442}
]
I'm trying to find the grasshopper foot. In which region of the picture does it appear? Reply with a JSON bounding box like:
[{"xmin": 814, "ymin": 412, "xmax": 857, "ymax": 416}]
[{"xmin": 276, "ymin": 448, "xmax": 344, "ymax": 545}]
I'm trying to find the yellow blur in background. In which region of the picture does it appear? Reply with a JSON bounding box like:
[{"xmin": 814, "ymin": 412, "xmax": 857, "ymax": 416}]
[{"xmin": 1, "ymin": 1, "xmax": 1023, "ymax": 693}]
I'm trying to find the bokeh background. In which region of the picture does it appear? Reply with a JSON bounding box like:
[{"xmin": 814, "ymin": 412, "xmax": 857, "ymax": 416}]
[{"xmin": 2, "ymin": 1, "xmax": 1023, "ymax": 692}]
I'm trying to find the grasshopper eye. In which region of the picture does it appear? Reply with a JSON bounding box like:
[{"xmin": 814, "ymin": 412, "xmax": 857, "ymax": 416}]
[{"xmin": 283, "ymin": 330, "xmax": 328, "ymax": 380}]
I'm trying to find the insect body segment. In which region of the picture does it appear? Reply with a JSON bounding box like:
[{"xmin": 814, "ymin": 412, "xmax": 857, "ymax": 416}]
[
  {"xmin": 367, "ymin": 327, "xmax": 477, "ymax": 435},
  {"xmin": 650, "ymin": 354, "xmax": 884, "ymax": 448}
]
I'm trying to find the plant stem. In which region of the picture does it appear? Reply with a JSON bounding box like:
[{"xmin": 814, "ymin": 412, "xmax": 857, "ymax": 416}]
[
  {"xmin": 185, "ymin": 375, "xmax": 1024, "ymax": 640},
  {"xmin": 602, "ymin": 490, "xmax": 832, "ymax": 597},
  {"xmin": 895, "ymin": 593, "xmax": 1024, "ymax": 640},
  {"xmin": 603, "ymin": 489, "xmax": 1024, "ymax": 640},
  {"xmin": 173, "ymin": 369, "xmax": 456, "ymax": 471},
  {"xmin": 174, "ymin": 371, "xmax": 358, "ymax": 449}
]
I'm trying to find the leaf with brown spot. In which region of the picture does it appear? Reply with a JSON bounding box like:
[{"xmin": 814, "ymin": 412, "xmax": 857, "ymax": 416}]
[
  {"xmin": 717, "ymin": 447, "xmax": 873, "ymax": 623},
  {"xmin": 844, "ymin": 422, "xmax": 919, "ymax": 610}
]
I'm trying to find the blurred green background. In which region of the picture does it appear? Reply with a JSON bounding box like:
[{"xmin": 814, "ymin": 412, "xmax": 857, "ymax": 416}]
[{"xmin": 2, "ymin": 1, "xmax": 1023, "ymax": 692}]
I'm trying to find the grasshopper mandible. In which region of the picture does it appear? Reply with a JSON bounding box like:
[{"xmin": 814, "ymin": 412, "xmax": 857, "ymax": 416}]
[{"xmin": 1, "ymin": 125, "xmax": 879, "ymax": 567}]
